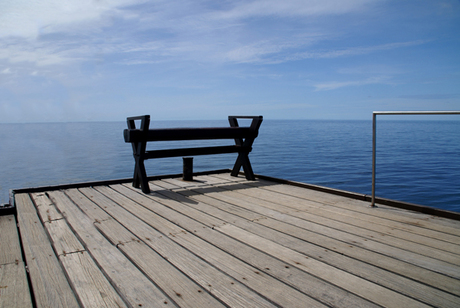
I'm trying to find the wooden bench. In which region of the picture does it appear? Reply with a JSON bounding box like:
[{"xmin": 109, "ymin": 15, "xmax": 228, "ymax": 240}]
[{"xmin": 124, "ymin": 115, "xmax": 263, "ymax": 193}]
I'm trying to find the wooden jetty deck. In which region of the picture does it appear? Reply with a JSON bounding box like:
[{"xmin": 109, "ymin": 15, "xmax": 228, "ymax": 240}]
[{"xmin": 2, "ymin": 171, "xmax": 460, "ymax": 307}]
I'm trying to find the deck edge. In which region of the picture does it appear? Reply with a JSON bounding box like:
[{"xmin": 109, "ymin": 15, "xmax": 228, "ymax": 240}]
[
  {"xmin": 254, "ymin": 173, "xmax": 460, "ymax": 221},
  {"xmin": 7, "ymin": 169, "xmax": 460, "ymax": 220}
]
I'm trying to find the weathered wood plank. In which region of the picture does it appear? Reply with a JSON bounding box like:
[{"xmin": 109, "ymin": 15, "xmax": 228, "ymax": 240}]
[
  {"xmin": 29, "ymin": 193, "xmax": 86, "ymax": 257},
  {"xmin": 111, "ymin": 184, "xmax": 332, "ymax": 308},
  {"xmin": 159, "ymin": 178, "xmax": 199, "ymax": 190},
  {"xmin": 12, "ymin": 172, "xmax": 460, "ymax": 308},
  {"xmin": 0, "ymin": 262, "xmax": 32, "ymax": 308},
  {"xmin": 165, "ymin": 177, "xmax": 460, "ymax": 259},
  {"xmin": 175, "ymin": 224, "xmax": 376, "ymax": 308},
  {"xmin": 255, "ymin": 180, "xmax": 460, "ymax": 239},
  {"xmin": 87, "ymin": 185, "xmax": 283, "ymax": 308},
  {"xmin": 119, "ymin": 241, "xmax": 229, "ymax": 308},
  {"xmin": 188, "ymin": 184, "xmax": 460, "ymax": 296},
  {"xmin": 47, "ymin": 190, "xmax": 175, "ymax": 308},
  {"xmin": 165, "ymin": 185, "xmax": 460, "ymax": 306},
  {"xmin": 216, "ymin": 183, "xmax": 460, "ymax": 261},
  {"xmin": 0, "ymin": 215, "xmax": 22, "ymax": 265},
  {"xmin": 31, "ymin": 192, "xmax": 63, "ymax": 222},
  {"xmin": 217, "ymin": 183, "xmax": 460, "ymax": 277},
  {"xmin": 0, "ymin": 214, "xmax": 32, "ymax": 308},
  {"xmin": 218, "ymin": 223, "xmax": 433, "ymax": 308},
  {"xmin": 119, "ymin": 183, "xmax": 378, "ymax": 308},
  {"xmin": 59, "ymin": 251, "xmax": 127, "ymax": 308},
  {"xmin": 209, "ymin": 175, "xmax": 460, "ymax": 254},
  {"xmin": 42, "ymin": 219, "xmax": 85, "ymax": 256},
  {"xmin": 63, "ymin": 189, "xmax": 112, "ymax": 223},
  {"xmin": 15, "ymin": 193, "xmax": 80, "ymax": 308},
  {"xmin": 151, "ymin": 182, "xmax": 438, "ymax": 308}
]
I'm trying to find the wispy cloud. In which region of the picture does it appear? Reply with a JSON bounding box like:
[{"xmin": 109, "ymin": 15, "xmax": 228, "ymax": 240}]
[
  {"xmin": 398, "ymin": 94, "xmax": 459, "ymax": 100},
  {"xmin": 284, "ymin": 40, "xmax": 428, "ymax": 62},
  {"xmin": 314, "ymin": 76, "xmax": 391, "ymax": 91},
  {"xmin": 0, "ymin": 0, "xmax": 385, "ymax": 69},
  {"xmin": 214, "ymin": 0, "xmax": 376, "ymax": 19},
  {"xmin": 0, "ymin": 0, "xmax": 145, "ymax": 39}
]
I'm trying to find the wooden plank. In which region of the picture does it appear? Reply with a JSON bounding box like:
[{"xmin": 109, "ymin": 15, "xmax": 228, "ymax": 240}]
[
  {"xmin": 30, "ymin": 191, "xmax": 126, "ymax": 307},
  {"xmin": 158, "ymin": 180, "xmax": 460, "ymax": 301},
  {"xmin": 0, "ymin": 215, "xmax": 22, "ymax": 265},
  {"xmin": 160, "ymin": 178, "xmax": 208, "ymax": 190},
  {"xmin": 190, "ymin": 185, "xmax": 460, "ymax": 296},
  {"xmin": 97, "ymin": 185, "xmax": 185, "ymax": 236},
  {"xmin": 257, "ymin": 181, "xmax": 460, "ymax": 239},
  {"xmin": 31, "ymin": 192, "xmax": 63, "ymax": 222},
  {"xmin": 111, "ymin": 184, "xmax": 332, "ymax": 307},
  {"xmin": 186, "ymin": 191, "xmax": 460, "ymax": 308},
  {"xmin": 175, "ymin": 224, "xmax": 377, "ymax": 308},
  {"xmin": 62, "ymin": 189, "xmax": 112, "ymax": 223},
  {"xmin": 210, "ymin": 183, "xmax": 460, "ymax": 262},
  {"xmin": 221, "ymin": 184, "xmax": 460, "ymax": 277},
  {"xmin": 163, "ymin": 178, "xmax": 460, "ymax": 261},
  {"xmin": 0, "ymin": 214, "xmax": 32, "ymax": 308},
  {"xmin": 119, "ymin": 241, "xmax": 228, "ymax": 308},
  {"xmin": 118, "ymin": 183, "xmax": 378, "ymax": 308},
  {"xmin": 0, "ymin": 262, "xmax": 32, "ymax": 308},
  {"xmin": 15, "ymin": 193, "xmax": 80, "ymax": 308},
  {"xmin": 212, "ymin": 174, "xmax": 460, "ymax": 248},
  {"xmin": 93, "ymin": 218, "xmax": 136, "ymax": 246},
  {"xmin": 86, "ymin": 185, "xmax": 282, "ymax": 308},
  {"xmin": 209, "ymin": 173, "xmax": 249, "ymax": 183},
  {"xmin": 47, "ymin": 190, "xmax": 175, "ymax": 308},
  {"xmin": 42, "ymin": 219, "xmax": 85, "ymax": 256},
  {"xmin": 59, "ymin": 251, "xmax": 127, "ymax": 308},
  {"xmin": 217, "ymin": 223, "xmax": 433, "ymax": 308},
  {"xmin": 29, "ymin": 193, "xmax": 86, "ymax": 256},
  {"xmin": 152, "ymin": 182, "xmax": 443, "ymax": 308}
]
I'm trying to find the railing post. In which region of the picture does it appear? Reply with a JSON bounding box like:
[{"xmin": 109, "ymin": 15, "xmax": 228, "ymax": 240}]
[{"xmin": 371, "ymin": 112, "xmax": 377, "ymax": 207}]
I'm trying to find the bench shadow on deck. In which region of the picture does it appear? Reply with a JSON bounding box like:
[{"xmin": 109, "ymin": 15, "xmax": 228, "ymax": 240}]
[{"xmin": 2, "ymin": 171, "xmax": 460, "ymax": 307}]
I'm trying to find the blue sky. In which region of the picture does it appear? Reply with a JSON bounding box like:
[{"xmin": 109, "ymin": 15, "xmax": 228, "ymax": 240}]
[{"xmin": 1, "ymin": 0, "xmax": 459, "ymax": 122}]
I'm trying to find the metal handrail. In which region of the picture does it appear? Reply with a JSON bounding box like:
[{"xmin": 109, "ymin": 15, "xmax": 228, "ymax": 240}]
[{"xmin": 371, "ymin": 111, "xmax": 460, "ymax": 207}]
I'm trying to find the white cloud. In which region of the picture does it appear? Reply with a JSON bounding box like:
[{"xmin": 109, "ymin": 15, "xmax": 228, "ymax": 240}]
[
  {"xmin": 214, "ymin": 0, "xmax": 376, "ymax": 19},
  {"xmin": 285, "ymin": 40, "xmax": 427, "ymax": 61},
  {"xmin": 0, "ymin": 0, "xmax": 145, "ymax": 39},
  {"xmin": 0, "ymin": 0, "xmax": 385, "ymax": 69},
  {"xmin": 314, "ymin": 76, "xmax": 391, "ymax": 91}
]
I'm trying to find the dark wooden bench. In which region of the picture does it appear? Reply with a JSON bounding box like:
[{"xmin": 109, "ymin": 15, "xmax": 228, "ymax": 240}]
[{"xmin": 124, "ymin": 115, "xmax": 263, "ymax": 193}]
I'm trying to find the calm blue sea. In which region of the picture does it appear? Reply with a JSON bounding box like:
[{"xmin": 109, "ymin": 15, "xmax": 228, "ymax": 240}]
[{"xmin": 1, "ymin": 119, "xmax": 459, "ymax": 212}]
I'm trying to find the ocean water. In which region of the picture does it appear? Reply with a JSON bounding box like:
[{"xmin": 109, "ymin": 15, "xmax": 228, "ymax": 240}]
[{"xmin": 1, "ymin": 119, "xmax": 459, "ymax": 212}]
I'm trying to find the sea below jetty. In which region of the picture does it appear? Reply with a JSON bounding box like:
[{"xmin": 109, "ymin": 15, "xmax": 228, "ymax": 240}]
[{"xmin": 1, "ymin": 119, "xmax": 459, "ymax": 211}]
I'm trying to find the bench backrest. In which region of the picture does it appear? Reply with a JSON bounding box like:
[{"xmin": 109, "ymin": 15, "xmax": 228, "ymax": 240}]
[{"xmin": 123, "ymin": 115, "xmax": 262, "ymax": 143}]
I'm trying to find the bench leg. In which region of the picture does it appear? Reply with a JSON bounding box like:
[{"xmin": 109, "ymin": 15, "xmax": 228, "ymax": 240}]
[
  {"xmin": 133, "ymin": 158, "xmax": 150, "ymax": 194},
  {"xmin": 231, "ymin": 153, "xmax": 255, "ymax": 180}
]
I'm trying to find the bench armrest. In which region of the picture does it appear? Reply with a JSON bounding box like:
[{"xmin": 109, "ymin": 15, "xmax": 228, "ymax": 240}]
[
  {"xmin": 228, "ymin": 116, "xmax": 263, "ymax": 131},
  {"xmin": 127, "ymin": 115, "xmax": 150, "ymax": 131}
]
